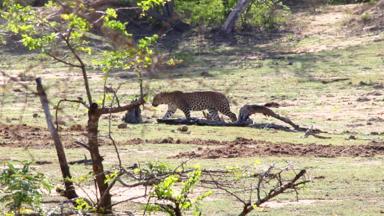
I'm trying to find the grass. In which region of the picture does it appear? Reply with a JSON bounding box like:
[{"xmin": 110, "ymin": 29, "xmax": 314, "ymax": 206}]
[
  {"xmin": 2, "ymin": 38, "xmax": 383, "ymax": 142},
  {"xmin": 1, "ymin": 146, "xmax": 384, "ymax": 215}
]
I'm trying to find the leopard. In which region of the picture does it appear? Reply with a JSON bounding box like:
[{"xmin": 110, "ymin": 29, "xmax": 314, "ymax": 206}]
[{"xmin": 152, "ymin": 91, "xmax": 237, "ymax": 122}]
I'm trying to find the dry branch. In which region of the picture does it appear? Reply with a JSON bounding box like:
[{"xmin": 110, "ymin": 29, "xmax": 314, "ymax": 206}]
[
  {"xmin": 35, "ymin": 77, "xmax": 78, "ymax": 200},
  {"xmin": 113, "ymin": 161, "xmax": 308, "ymax": 216},
  {"xmin": 238, "ymin": 104, "xmax": 302, "ymax": 130},
  {"xmin": 99, "ymin": 97, "xmax": 145, "ymax": 115},
  {"xmin": 205, "ymin": 164, "xmax": 309, "ymax": 216},
  {"xmin": 156, "ymin": 112, "xmax": 318, "ymax": 133}
]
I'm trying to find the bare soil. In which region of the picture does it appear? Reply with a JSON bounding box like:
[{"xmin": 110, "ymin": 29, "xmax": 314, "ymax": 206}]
[
  {"xmin": 290, "ymin": 4, "xmax": 383, "ymax": 53},
  {"xmin": 347, "ymin": 0, "xmax": 384, "ymax": 33},
  {"xmin": 0, "ymin": 124, "xmax": 85, "ymax": 148},
  {"xmin": 170, "ymin": 138, "xmax": 384, "ymax": 159},
  {"xmin": 2, "ymin": 124, "xmax": 384, "ymax": 158}
]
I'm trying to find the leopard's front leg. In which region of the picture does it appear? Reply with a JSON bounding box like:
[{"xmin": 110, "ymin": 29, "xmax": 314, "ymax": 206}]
[
  {"xmin": 162, "ymin": 104, "xmax": 177, "ymax": 119},
  {"xmin": 180, "ymin": 107, "xmax": 191, "ymax": 120}
]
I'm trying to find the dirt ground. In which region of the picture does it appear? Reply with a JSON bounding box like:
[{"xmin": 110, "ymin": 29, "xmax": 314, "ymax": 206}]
[
  {"xmin": 3, "ymin": 124, "xmax": 384, "ymax": 158},
  {"xmin": 0, "ymin": 124, "xmax": 85, "ymax": 148},
  {"xmin": 171, "ymin": 138, "xmax": 384, "ymax": 159}
]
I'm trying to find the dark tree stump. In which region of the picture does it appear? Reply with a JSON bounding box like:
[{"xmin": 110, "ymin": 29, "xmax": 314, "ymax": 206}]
[{"xmin": 122, "ymin": 100, "xmax": 142, "ymax": 124}]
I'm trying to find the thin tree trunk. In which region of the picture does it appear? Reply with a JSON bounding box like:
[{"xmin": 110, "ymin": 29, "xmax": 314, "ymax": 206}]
[
  {"xmin": 222, "ymin": 0, "xmax": 252, "ymax": 33},
  {"xmin": 162, "ymin": 1, "xmax": 174, "ymax": 17},
  {"xmin": 35, "ymin": 78, "xmax": 78, "ymax": 200},
  {"xmin": 87, "ymin": 103, "xmax": 112, "ymax": 212}
]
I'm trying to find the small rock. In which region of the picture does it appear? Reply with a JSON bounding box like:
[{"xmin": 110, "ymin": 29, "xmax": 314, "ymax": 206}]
[
  {"xmin": 117, "ymin": 123, "xmax": 127, "ymax": 129},
  {"xmin": 373, "ymin": 83, "xmax": 384, "ymax": 89},
  {"xmin": 356, "ymin": 97, "xmax": 370, "ymax": 102},
  {"xmin": 200, "ymin": 71, "xmax": 213, "ymax": 77},
  {"xmin": 347, "ymin": 135, "xmax": 357, "ymax": 140},
  {"xmin": 161, "ymin": 137, "xmax": 174, "ymax": 143},
  {"xmin": 33, "ymin": 113, "xmax": 39, "ymax": 118},
  {"xmin": 54, "ymin": 119, "xmax": 66, "ymax": 126},
  {"xmin": 314, "ymin": 176, "xmax": 325, "ymax": 179},
  {"xmin": 55, "ymin": 186, "xmax": 65, "ymax": 196},
  {"xmin": 367, "ymin": 91, "xmax": 383, "ymax": 96},
  {"xmin": 177, "ymin": 125, "xmax": 189, "ymax": 132},
  {"xmin": 370, "ymin": 132, "xmax": 379, "ymax": 135},
  {"xmin": 368, "ymin": 117, "xmax": 384, "ymax": 122},
  {"xmin": 69, "ymin": 124, "xmax": 83, "ymax": 131},
  {"xmin": 358, "ymin": 81, "xmax": 370, "ymax": 86},
  {"xmin": 35, "ymin": 160, "xmax": 52, "ymax": 165}
]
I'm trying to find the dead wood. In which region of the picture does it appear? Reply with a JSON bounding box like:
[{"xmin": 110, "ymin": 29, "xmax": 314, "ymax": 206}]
[
  {"xmin": 157, "ymin": 118, "xmax": 249, "ymax": 127},
  {"xmin": 308, "ymin": 77, "xmax": 350, "ymax": 84},
  {"xmin": 157, "ymin": 118, "xmax": 316, "ymax": 133},
  {"xmin": 157, "ymin": 103, "xmax": 325, "ymax": 134},
  {"xmin": 35, "ymin": 77, "xmax": 78, "ymax": 200},
  {"xmin": 239, "ymin": 104, "xmax": 301, "ymax": 129}
]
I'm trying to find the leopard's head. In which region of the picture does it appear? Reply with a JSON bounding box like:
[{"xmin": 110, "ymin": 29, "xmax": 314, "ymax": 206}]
[
  {"xmin": 152, "ymin": 92, "xmax": 166, "ymax": 107},
  {"xmin": 152, "ymin": 91, "xmax": 183, "ymax": 107}
]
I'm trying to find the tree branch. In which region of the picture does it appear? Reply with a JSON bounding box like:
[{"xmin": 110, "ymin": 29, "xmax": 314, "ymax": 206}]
[
  {"xmin": 55, "ymin": 98, "xmax": 89, "ymax": 131},
  {"xmin": 99, "ymin": 97, "xmax": 145, "ymax": 115},
  {"xmin": 60, "ymin": 32, "xmax": 93, "ymax": 105},
  {"xmin": 46, "ymin": 52, "xmax": 82, "ymax": 68}
]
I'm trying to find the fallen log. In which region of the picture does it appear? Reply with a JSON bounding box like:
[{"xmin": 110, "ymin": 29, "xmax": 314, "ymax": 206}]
[
  {"xmin": 157, "ymin": 118, "xmax": 249, "ymax": 127},
  {"xmin": 156, "ymin": 118, "xmax": 319, "ymax": 133},
  {"xmin": 238, "ymin": 104, "xmax": 302, "ymax": 130},
  {"xmin": 157, "ymin": 103, "xmax": 324, "ymax": 134}
]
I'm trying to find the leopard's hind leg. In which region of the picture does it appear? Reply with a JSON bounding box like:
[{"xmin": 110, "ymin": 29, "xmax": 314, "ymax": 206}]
[
  {"xmin": 220, "ymin": 106, "xmax": 237, "ymax": 122},
  {"xmin": 207, "ymin": 109, "xmax": 220, "ymax": 121}
]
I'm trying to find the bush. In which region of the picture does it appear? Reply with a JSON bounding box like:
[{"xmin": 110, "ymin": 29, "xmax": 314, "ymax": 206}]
[
  {"xmin": 175, "ymin": 0, "xmax": 290, "ymax": 30},
  {"xmin": 0, "ymin": 161, "xmax": 52, "ymax": 215},
  {"xmin": 145, "ymin": 165, "xmax": 212, "ymax": 216},
  {"xmin": 241, "ymin": 0, "xmax": 291, "ymax": 30},
  {"xmin": 175, "ymin": 0, "xmax": 227, "ymax": 26}
]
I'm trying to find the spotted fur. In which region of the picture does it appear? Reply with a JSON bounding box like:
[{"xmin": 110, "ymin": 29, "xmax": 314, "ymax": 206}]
[{"xmin": 152, "ymin": 91, "xmax": 237, "ymax": 122}]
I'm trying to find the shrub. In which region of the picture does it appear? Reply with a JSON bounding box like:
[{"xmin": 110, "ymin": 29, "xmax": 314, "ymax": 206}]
[
  {"xmin": 175, "ymin": 0, "xmax": 226, "ymax": 26},
  {"xmin": 241, "ymin": 0, "xmax": 291, "ymax": 30},
  {"xmin": 175, "ymin": 0, "xmax": 290, "ymax": 30},
  {"xmin": 145, "ymin": 166, "xmax": 212, "ymax": 216},
  {"xmin": 0, "ymin": 161, "xmax": 52, "ymax": 215}
]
